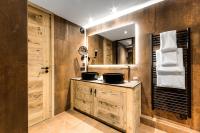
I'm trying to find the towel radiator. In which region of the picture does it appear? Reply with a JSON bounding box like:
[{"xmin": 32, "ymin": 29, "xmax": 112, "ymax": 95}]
[{"xmin": 151, "ymin": 28, "xmax": 191, "ymax": 119}]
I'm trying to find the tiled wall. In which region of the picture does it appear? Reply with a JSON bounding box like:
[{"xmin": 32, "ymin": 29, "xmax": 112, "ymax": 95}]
[
  {"xmin": 54, "ymin": 15, "xmax": 84, "ymax": 114},
  {"xmin": 0, "ymin": 0, "xmax": 28, "ymax": 133},
  {"xmin": 87, "ymin": 0, "xmax": 200, "ymax": 131}
]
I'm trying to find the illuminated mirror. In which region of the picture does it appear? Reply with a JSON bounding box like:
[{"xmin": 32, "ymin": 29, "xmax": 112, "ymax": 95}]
[{"xmin": 88, "ymin": 23, "xmax": 135, "ymax": 65}]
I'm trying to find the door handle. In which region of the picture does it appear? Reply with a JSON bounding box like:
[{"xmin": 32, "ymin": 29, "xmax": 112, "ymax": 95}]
[
  {"xmin": 41, "ymin": 67, "xmax": 49, "ymax": 69},
  {"xmin": 94, "ymin": 89, "xmax": 96, "ymax": 97},
  {"xmin": 41, "ymin": 67, "xmax": 49, "ymax": 73},
  {"xmin": 90, "ymin": 88, "xmax": 93, "ymax": 95}
]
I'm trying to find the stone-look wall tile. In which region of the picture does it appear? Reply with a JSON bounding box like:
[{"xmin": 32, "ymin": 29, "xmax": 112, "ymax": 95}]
[
  {"xmin": 192, "ymin": 65, "xmax": 200, "ymax": 107},
  {"xmin": 54, "ymin": 16, "xmax": 84, "ymax": 114},
  {"xmin": 0, "ymin": 0, "xmax": 27, "ymax": 132},
  {"xmin": 87, "ymin": 0, "xmax": 200, "ymax": 131},
  {"xmin": 191, "ymin": 106, "xmax": 200, "ymax": 131}
]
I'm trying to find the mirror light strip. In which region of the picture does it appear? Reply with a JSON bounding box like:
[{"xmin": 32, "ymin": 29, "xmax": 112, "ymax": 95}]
[
  {"xmin": 88, "ymin": 64, "xmax": 137, "ymax": 69},
  {"xmin": 84, "ymin": 0, "xmax": 165, "ymax": 29}
]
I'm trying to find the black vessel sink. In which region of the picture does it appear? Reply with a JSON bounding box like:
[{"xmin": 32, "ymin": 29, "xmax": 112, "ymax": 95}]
[
  {"xmin": 81, "ymin": 72, "xmax": 98, "ymax": 80},
  {"xmin": 103, "ymin": 73, "xmax": 124, "ymax": 84}
]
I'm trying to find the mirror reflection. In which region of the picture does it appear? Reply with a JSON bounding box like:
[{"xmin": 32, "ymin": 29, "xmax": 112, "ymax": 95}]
[{"xmin": 88, "ymin": 23, "xmax": 135, "ymax": 65}]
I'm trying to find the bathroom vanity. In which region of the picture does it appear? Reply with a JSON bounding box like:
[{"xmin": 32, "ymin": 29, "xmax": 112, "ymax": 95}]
[{"xmin": 70, "ymin": 78, "xmax": 141, "ymax": 133}]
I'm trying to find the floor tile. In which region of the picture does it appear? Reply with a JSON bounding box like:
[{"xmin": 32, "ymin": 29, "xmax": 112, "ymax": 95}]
[{"xmin": 29, "ymin": 110, "xmax": 165, "ymax": 133}]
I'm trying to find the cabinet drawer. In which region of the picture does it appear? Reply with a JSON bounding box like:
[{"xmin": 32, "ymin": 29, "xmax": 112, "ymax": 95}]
[
  {"xmin": 75, "ymin": 82, "xmax": 93, "ymax": 101},
  {"xmin": 75, "ymin": 92, "xmax": 92, "ymax": 102},
  {"xmin": 74, "ymin": 99, "xmax": 92, "ymax": 114},
  {"xmin": 74, "ymin": 81, "xmax": 93, "ymax": 115},
  {"xmin": 94, "ymin": 87, "xmax": 126, "ymax": 129},
  {"xmin": 76, "ymin": 82, "xmax": 92, "ymax": 95},
  {"xmin": 96, "ymin": 89, "xmax": 121, "ymax": 104},
  {"xmin": 97, "ymin": 109, "xmax": 121, "ymax": 127},
  {"xmin": 94, "ymin": 98, "xmax": 126, "ymax": 129}
]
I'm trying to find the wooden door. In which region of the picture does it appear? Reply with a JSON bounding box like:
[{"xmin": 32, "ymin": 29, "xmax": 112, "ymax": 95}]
[
  {"xmin": 28, "ymin": 6, "xmax": 52, "ymax": 126},
  {"xmin": 74, "ymin": 82, "xmax": 94, "ymax": 115},
  {"xmin": 93, "ymin": 87, "xmax": 126, "ymax": 129}
]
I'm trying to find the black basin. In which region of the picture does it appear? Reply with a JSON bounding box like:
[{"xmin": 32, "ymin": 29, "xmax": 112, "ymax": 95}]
[
  {"xmin": 81, "ymin": 72, "xmax": 98, "ymax": 80},
  {"xmin": 103, "ymin": 73, "xmax": 124, "ymax": 84}
]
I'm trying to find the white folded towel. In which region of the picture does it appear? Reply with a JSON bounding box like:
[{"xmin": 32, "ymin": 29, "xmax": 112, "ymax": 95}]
[
  {"xmin": 156, "ymin": 49, "xmax": 184, "ymax": 74},
  {"xmin": 157, "ymin": 71, "xmax": 185, "ymax": 89},
  {"xmin": 156, "ymin": 48, "xmax": 185, "ymax": 89},
  {"xmin": 160, "ymin": 30, "xmax": 177, "ymax": 52},
  {"xmin": 161, "ymin": 51, "xmax": 178, "ymax": 66},
  {"xmin": 160, "ymin": 30, "xmax": 178, "ymax": 66}
]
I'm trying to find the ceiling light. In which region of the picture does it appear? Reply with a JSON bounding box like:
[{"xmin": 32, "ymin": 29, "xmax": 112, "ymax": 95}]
[
  {"xmin": 84, "ymin": 0, "xmax": 165, "ymax": 29},
  {"xmin": 89, "ymin": 17, "xmax": 93, "ymax": 23},
  {"xmin": 111, "ymin": 7, "xmax": 117, "ymax": 13},
  {"xmin": 124, "ymin": 30, "xmax": 128, "ymax": 34}
]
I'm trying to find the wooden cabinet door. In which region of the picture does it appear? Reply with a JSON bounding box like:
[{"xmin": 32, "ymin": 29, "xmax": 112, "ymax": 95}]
[
  {"xmin": 74, "ymin": 82, "xmax": 93, "ymax": 115},
  {"xmin": 28, "ymin": 6, "xmax": 51, "ymax": 126},
  {"xmin": 93, "ymin": 87, "xmax": 126, "ymax": 129}
]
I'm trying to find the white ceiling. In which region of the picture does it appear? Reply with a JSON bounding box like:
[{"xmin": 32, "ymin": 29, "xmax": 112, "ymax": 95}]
[
  {"xmin": 29, "ymin": 0, "xmax": 151, "ymax": 27},
  {"xmin": 119, "ymin": 39, "xmax": 133, "ymax": 47},
  {"xmin": 98, "ymin": 24, "xmax": 135, "ymax": 41}
]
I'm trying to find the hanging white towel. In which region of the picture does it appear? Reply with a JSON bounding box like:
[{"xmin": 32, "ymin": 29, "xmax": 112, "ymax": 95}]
[
  {"xmin": 157, "ymin": 71, "xmax": 185, "ymax": 89},
  {"xmin": 160, "ymin": 30, "xmax": 177, "ymax": 52},
  {"xmin": 160, "ymin": 30, "xmax": 178, "ymax": 66},
  {"xmin": 156, "ymin": 49, "xmax": 185, "ymax": 89}
]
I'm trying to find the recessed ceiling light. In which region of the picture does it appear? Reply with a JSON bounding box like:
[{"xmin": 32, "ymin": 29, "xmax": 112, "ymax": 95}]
[
  {"xmin": 124, "ymin": 30, "xmax": 128, "ymax": 34},
  {"xmin": 89, "ymin": 17, "xmax": 93, "ymax": 23},
  {"xmin": 111, "ymin": 7, "xmax": 117, "ymax": 13},
  {"xmin": 84, "ymin": 0, "xmax": 165, "ymax": 29}
]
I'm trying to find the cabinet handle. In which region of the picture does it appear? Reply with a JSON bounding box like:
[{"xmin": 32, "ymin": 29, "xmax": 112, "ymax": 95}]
[
  {"xmin": 90, "ymin": 88, "xmax": 92, "ymax": 95},
  {"xmin": 94, "ymin": 89, "xmax": 96, "ymax": 97}
]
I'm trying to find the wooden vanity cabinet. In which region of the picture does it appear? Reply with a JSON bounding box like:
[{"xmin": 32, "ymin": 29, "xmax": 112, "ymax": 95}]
[
  {"xmin": 70, "ymin": 79, "xmax": 141, "ymax": 133},
  {"xmin": 73, "ymin": 81, "xmax": 93, "ymax": 114},
  {"xmin": 94, "ymin": 86, "xmax": 127, "ymax": 129}
]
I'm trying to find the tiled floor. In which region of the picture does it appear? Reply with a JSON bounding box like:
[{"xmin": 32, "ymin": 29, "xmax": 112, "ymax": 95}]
[{"xmin": 29, "ymin": 110, "xmax": 166, "ymax": 133}]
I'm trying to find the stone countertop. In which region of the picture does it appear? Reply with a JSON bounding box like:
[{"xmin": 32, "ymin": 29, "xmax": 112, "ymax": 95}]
[{"xmin": 71, "ymin": 77, "xmax": 141, "ymax": 89}]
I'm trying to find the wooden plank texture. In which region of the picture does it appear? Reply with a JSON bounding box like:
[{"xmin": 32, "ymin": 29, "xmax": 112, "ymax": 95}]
[
  {"xmin": 54, "ymin": 16, "xmax": 84, "ymax": 114},
  {"xmin": 28, "ymin": 6, "xmax": 51, "ymax": 126},
  {"xmin": 71, "ymin": 80, "xmax": 141, "ymax": 133}
]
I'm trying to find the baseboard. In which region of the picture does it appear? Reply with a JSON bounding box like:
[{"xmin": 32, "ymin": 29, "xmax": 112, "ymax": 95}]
[{"xmin": 140, "ymin": 115, "xmax": 200, "ymax": 133}]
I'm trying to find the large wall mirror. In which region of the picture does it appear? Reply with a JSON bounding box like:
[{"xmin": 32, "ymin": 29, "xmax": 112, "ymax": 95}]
[{"xmin": 88, "ymin": 23, "xmax": 135, "ymax": 65}]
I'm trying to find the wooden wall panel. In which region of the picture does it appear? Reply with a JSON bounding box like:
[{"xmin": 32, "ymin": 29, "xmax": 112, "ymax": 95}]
[
  {"xmin": 87, "ymin": 0, "xmax": 200, "ymax": 131},
  {"xmin": 0, "ymin": 0, "xmax": 28, "ymax": 133},
  {"xmin": 54, "ymin": 16, "xmax": 84, "ymax": 114}
]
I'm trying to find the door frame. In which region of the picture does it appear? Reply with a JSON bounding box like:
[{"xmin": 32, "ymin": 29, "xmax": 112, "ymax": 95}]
[{"xmin": 28, "ymin": 2, "xmax": 55, "ymax": 118}]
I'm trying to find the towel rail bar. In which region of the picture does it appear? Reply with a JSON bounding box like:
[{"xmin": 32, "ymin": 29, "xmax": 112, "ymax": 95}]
[{"xmin": 151, "ymin": 28, "xmax": 191, "ymax": 119}]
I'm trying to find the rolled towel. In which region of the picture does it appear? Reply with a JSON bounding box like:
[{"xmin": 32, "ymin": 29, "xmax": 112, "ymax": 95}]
[{"xmin": 160, "ymin": 30, "xmax": 177, "ymax": 52}]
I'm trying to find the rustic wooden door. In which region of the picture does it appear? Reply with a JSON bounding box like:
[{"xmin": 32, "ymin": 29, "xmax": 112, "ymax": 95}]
[{"xmin": 28, "ymin": 6, "xmax": 52, "ymax": 126}]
